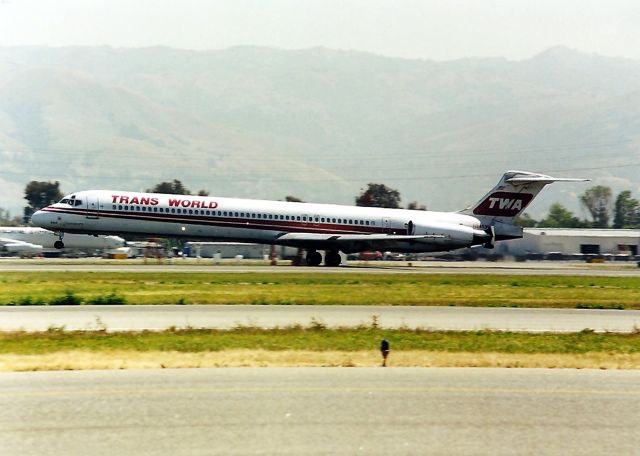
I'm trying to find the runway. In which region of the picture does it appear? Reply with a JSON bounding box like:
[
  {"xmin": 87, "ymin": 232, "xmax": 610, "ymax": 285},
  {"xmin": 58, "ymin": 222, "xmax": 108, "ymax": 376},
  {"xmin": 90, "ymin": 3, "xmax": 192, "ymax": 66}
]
[
  {"xmin": 1, "ymin": 368, "xmax": 638, "ymax": 455},
  {"xmin": 2, "ymin": 304, "xmax": 640, "ymax": 333},
  {"xmin": 2, "ymin": 259, "xmax": 640, "ymax": 276}
]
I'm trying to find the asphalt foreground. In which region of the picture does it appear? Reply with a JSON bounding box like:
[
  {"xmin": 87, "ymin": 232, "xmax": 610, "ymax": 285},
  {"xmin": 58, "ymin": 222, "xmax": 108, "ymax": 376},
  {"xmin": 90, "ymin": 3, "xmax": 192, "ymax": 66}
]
[{"xmin": 1, "ymin": 368, "xmax": 638, "ymax": 456}]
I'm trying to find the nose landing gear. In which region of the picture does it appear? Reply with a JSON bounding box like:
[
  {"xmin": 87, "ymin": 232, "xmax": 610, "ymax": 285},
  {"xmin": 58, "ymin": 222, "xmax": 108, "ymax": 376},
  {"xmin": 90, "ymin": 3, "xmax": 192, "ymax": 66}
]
[{"xmin": 54, "ymin": 232, "xmax": 65, "ymax": 250}]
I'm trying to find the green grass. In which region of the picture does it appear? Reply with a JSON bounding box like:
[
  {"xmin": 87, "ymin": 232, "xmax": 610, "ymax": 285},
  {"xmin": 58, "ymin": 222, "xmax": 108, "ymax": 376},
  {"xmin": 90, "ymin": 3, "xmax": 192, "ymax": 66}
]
[
  {"xmin": 1, "ymin": 272, "xmax": 640, "ymax": 308},
  {"xmin": 2, "ymin": 327, "xmax": 640, "ymax": 355}
]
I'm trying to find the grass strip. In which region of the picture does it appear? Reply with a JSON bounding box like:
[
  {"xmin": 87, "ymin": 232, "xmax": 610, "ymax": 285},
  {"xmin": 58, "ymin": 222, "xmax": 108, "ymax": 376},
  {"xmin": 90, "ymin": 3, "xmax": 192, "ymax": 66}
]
[
  {"xmin": 2, "ymin": 272, "xmax": 640, "ymax": 308},
  {"xmin": 2, "ymin": 327, "xmax": 640, "ymax": 355}
]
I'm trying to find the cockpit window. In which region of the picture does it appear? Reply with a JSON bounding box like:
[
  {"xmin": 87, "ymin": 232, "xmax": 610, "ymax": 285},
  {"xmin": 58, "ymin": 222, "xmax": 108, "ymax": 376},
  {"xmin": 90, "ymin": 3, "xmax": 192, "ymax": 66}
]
[{"xmin": 59, "ymin": 197, "xmax": 83, "ymax": 206}]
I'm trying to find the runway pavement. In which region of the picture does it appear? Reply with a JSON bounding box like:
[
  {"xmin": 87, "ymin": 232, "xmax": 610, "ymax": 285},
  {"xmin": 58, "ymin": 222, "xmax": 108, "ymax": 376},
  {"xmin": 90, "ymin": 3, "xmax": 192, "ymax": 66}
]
[
  {"xmin": 2, "ymin": 304, "xmax": 640, "ymax": 333},
  {"xmin": 1, "ymin": 367, "xmax": 638, "ymax": 455},
  {"xmin": 1, "ymin": 259, "xmax": 640, "ymax": 276}
]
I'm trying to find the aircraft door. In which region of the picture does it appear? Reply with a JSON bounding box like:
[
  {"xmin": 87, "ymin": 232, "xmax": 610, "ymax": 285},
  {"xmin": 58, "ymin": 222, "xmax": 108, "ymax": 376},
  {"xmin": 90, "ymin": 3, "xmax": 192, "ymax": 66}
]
[
  {"xmin": 382, "ymin": 217, "xmax": 391, "ymax": 234},
  {"xmin": 86, "ymin": 194, "xmax": 99, "ymax": 219}
]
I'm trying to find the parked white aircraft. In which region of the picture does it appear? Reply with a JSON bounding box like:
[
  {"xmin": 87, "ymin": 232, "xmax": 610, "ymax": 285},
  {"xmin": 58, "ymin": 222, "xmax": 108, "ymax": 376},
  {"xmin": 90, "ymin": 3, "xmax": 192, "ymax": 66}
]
[
  {"xmin": 31, "ymin": 171, "xmax": 586, "ymax": 266},
  {"xmin": 0, "ymin": 227, "xmax": 124, "ymax": 256}
]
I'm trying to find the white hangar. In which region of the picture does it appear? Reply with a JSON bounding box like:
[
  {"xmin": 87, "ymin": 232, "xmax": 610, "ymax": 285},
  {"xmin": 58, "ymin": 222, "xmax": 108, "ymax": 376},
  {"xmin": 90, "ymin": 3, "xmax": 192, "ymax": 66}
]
[{"xmin": 503, "ymin": 228, "xmax": 640, "ymax": 258}]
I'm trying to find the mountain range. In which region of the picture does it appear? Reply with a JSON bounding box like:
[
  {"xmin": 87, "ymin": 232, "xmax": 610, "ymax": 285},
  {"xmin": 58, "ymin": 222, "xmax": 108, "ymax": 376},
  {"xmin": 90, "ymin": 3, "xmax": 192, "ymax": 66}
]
[{"xmin": 1, "ymin": 45, "xmax": 639, "ymax": 218}]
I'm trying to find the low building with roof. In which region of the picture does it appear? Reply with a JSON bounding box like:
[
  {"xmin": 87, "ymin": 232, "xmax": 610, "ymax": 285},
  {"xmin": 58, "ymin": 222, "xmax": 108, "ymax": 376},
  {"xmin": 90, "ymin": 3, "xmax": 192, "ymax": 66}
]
[{"xmin": 503, "ymin": 228, "xmax": 640, "ymax": 259}]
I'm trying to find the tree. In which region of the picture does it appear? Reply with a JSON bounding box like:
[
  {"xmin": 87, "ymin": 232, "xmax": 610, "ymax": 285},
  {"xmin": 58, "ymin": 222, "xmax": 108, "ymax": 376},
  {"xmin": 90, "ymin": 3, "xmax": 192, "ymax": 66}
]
[
  {"xmin": 580, "ymin": 185, "xmax": 612, "ymax": 228},
  {"xmin": 515, "ymin": 213, "xmax": 538, "ymax": 228},
  {"xmin": 613, "ymin": 190, "xmax": 639, "ymax": 229},
  {"xmin": 0, "ymin": 208, "xmax": 21, "ymax": 226},
  {"xmin": 355, "ymin": 183, "xmax": 401, "ymax": 208},
  {"xmin": 537, "ymin": 203, "xmax": 587, "ymax": 228},
  {"xmin": 196, "ymin": 190, "xmax": 210, "ymax": 196},
  {"xmin": 285, "ymin": 196, "xmax": 304, "ymax": 203},
  {"xmin": 147, "ymin": 180, "xmax": 191, "ymax": 195},
  {"xmin": 24, "ymin": 181, "xmax": 63, "ymax": 219},
  {"xmin": 406, "ymin": 201, "xmax": 427, "ymax": 211}
]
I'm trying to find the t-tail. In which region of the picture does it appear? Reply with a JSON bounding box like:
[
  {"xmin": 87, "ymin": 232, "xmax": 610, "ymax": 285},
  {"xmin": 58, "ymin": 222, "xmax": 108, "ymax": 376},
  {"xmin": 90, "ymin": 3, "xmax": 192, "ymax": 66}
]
[{"xmin": 461, "ymin": 170, "xmax": 588, "ymax": 247}]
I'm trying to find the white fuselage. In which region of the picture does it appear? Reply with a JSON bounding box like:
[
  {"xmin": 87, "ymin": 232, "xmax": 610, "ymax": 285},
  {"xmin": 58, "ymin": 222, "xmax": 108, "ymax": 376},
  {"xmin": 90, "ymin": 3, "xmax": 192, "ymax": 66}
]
[{"xmin": 32, "ymin": 190, "xmax": 484, "ymax": 253}]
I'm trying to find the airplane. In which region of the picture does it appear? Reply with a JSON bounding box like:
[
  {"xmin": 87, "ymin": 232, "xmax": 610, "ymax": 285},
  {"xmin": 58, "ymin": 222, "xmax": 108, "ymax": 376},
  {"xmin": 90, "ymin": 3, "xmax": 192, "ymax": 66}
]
[
  {"xmin": 0, "ymin": 226, "xmax": 125, "ymax": 256},
  {"xmin": 31, "ymin": 171, "xmax": 586, "ymax": 266}
]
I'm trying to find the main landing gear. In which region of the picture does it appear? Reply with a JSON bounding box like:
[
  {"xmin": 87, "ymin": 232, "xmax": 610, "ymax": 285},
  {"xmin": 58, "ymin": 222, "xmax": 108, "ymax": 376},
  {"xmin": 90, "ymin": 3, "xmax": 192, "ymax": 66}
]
[
  {"xmin": 306, "ymin": 250, "xmax": 322, "ymax": 267},
  {"xmin": 305, "ymin": 250, "xmax": 342, "ymax": 267},
  {"xmin": 54, "ymin": 232, "xmax": 65, "ymax": 250},
  {"xmin": 324, "ymin": 251, "xmax": 341, "ymax": 267}
]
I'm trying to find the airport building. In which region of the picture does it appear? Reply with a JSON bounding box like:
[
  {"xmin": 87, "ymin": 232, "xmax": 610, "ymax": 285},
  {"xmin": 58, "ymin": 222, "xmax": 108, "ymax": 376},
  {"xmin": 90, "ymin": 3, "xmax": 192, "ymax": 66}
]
[{"xmin": 503, "ymin": 228, "xmax": 640, "ymax": 259}]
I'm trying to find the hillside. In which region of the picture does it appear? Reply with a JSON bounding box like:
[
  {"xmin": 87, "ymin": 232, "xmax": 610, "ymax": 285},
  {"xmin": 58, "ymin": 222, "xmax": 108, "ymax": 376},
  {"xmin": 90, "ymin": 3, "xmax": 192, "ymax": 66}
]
[{"xmin": 1, "ymin": 45, "xmax": 639, "ymax": 218}]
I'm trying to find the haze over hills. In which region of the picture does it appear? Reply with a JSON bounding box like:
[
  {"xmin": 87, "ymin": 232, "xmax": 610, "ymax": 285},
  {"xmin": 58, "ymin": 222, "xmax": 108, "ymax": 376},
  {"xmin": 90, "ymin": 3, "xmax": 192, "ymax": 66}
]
[{"xmin": 1, "ymin": 45, "xmax": 639, "ymax": 219}]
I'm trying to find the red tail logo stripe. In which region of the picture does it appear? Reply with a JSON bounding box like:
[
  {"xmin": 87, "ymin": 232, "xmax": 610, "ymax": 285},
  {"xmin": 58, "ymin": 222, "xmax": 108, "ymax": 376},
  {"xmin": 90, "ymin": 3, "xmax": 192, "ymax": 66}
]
[{"xmin": 473, "ymin": 192, "xmax": 533, "ymax": 217}]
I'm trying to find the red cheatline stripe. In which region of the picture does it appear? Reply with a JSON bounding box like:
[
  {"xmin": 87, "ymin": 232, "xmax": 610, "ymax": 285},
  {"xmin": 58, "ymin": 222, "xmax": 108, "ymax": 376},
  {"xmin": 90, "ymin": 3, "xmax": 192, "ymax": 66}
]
[{"xmin": 40, "ymin": 207, "xmax": 395, "ymax": 235}]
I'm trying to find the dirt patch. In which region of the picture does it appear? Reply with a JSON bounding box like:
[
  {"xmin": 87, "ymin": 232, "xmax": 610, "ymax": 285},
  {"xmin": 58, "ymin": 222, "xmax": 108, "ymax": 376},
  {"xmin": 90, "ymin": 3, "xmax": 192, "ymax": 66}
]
[{"xmin": 2, "ymin": 350, "xmax": 640, "ymax": 371}]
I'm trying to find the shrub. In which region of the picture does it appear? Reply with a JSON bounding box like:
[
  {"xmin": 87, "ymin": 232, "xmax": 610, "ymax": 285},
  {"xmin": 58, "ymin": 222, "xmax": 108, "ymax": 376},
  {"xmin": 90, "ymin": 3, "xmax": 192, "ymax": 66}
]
[{"xmin": 50, "ymin": 291, "xmax": 82, "ymax": 306}]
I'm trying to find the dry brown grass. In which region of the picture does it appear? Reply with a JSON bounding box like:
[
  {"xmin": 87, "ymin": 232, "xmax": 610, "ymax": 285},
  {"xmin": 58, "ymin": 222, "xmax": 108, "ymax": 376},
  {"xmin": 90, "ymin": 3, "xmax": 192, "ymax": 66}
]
[{"xmin": 2, "ymin": 350, "xmax": 640, "ymax": 371}]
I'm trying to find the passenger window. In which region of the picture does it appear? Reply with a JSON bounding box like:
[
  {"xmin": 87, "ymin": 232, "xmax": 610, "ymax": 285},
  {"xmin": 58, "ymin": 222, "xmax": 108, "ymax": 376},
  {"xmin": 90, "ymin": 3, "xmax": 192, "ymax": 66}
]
[
  {"xmin": 141, "ymin": 207, "xmax": 146, "ymax": 212},
  {"xmin": 321, "ymin": 218, "xmax": 325, "ymax": 222},
  {"xmin": 118, "ymin": 205, "xmax": 122, "ymax": 210},
  {"xmin": 171, "ymin": 208, "xmax": 175, "ymax": 213},
  {"xmin": 112, "ymin": 205, "xmax": 116, "ymax": 210},
  {"xmin": 191, "ymin": 210, "xmax": 195, "ymax": 215},
  {"xmin": 280, "ymin": 215, "xmax": 284, "ymax": 220},
  {"xmin": 332, "ymin": 218, "xmax": 336, "ymax": 223},
  {"xmin": 365, "ymin": 221, "xmax": 370, "ymax": 226},
  {"xmin": 269, "ymin": 214, "xmax": 273, "ymax": 219}
]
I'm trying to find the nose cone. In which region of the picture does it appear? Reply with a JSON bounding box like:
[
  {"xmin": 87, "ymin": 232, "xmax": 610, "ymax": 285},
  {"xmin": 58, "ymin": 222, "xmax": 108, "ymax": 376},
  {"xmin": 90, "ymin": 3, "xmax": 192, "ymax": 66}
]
[{"xmin": 31, "ymin": 209, "xmax": 53, "ymax": 228}]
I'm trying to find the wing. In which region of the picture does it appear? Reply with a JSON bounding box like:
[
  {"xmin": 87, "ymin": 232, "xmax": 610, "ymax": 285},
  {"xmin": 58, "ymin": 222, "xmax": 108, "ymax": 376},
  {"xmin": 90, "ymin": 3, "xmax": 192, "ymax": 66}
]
[
  {"xmin": 0, "ymin": 237, "xmax": 43, "ymax": 254},
  {"xmin": 275, "ymin": 232, "xmax": 445, "ymax": 253}
]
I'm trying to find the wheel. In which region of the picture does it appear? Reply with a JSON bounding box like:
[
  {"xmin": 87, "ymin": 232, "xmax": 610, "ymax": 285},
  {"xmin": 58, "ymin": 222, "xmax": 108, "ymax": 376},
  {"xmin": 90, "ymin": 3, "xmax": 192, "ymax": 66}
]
[
  {"xmin": 306, "ymin": 250, "xmax": 322, "ymax": 267},
  {"xmin": 54, "ymin": 240, "xmax": 65, "ymax": 249},
  {"xmin": 324, "ymin": 251, "xmax": 341, "ymax": 267}
]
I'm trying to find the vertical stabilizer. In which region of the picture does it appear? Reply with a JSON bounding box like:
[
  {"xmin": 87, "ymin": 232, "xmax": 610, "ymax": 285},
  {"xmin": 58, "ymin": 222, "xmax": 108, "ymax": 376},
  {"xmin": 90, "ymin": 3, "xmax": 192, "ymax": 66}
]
[{"xmin": 461, "ymin": 171, "xmax": 588, "ymax": 240}]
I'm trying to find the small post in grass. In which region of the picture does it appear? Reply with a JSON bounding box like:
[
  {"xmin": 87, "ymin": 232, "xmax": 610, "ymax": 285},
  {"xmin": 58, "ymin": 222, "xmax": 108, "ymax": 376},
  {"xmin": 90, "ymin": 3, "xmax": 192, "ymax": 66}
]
[{"xmin": 380, "ymin": 339, "xmax": 390, "ymax": 367}]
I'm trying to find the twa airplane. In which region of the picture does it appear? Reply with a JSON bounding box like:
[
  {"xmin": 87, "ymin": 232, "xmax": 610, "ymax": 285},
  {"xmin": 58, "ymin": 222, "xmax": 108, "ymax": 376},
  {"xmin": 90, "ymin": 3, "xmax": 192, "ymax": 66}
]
[{"xmin": 31, "ymin": 171, "xmax": 586, "ymax": 266}]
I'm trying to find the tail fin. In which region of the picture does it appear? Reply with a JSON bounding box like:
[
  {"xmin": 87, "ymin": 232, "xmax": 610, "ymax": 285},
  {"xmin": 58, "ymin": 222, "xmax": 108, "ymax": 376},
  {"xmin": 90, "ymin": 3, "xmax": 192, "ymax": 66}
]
[{"xmin": 461, "ymin": 170, "xmax": 588, "ymax": 239}]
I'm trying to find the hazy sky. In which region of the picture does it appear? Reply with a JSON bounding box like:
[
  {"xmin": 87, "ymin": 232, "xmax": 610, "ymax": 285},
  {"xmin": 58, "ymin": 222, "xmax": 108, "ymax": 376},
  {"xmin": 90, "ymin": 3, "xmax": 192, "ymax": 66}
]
[{"xmin": 1, "ymin": 0, "xmax": 639, "ymax": 60}]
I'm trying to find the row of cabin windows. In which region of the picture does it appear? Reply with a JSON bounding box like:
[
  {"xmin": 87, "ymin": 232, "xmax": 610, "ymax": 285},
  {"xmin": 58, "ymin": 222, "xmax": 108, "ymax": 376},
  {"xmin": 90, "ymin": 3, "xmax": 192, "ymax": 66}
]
[{"xmin": 111, "ymin": 204, "xmax": 375, "ymax": 226}]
